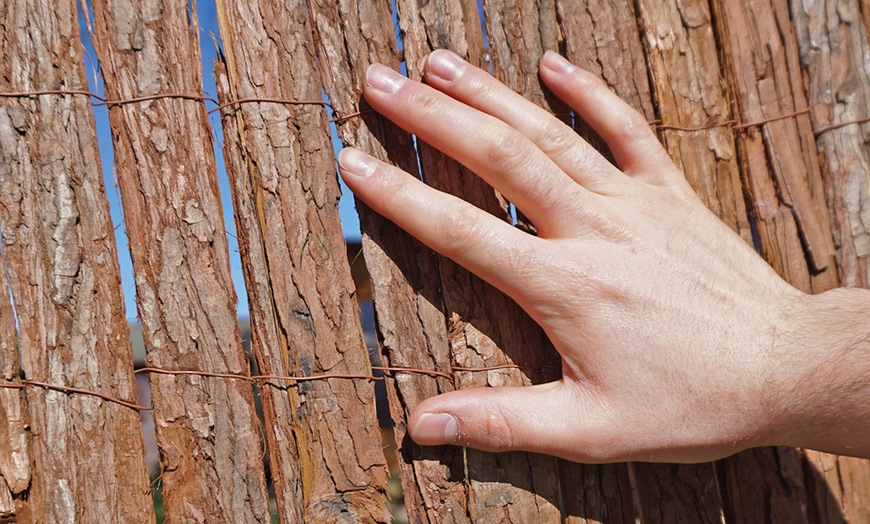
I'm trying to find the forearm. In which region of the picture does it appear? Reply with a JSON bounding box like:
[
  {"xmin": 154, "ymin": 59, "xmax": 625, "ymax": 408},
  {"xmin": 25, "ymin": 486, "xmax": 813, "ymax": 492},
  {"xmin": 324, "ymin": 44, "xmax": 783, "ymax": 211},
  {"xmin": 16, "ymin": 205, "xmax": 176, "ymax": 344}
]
[{"xmin": 776, "ymin": 287, "xmax": 870, "ymax": 457}]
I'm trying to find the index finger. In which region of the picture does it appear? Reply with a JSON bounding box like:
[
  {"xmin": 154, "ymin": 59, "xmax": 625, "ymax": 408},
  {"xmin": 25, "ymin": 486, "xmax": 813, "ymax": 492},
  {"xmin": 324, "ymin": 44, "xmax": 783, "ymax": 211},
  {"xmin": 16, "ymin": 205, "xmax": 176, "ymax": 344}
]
[{"xmin": 338, "ymin": 147, "xmax": 550, "ymax": 303}]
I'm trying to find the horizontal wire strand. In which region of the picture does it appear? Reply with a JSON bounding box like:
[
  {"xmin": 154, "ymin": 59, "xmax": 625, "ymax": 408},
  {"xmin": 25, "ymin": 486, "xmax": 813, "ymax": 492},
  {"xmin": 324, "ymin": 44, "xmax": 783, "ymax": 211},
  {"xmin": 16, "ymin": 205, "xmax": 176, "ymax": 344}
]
[
  {"xmin": 0, "ymin": 362, "xmax": 552, "ymax": 412},
  {"xmin": 1, "ymin": 89, "xmax": 867, "ymax": 134}
]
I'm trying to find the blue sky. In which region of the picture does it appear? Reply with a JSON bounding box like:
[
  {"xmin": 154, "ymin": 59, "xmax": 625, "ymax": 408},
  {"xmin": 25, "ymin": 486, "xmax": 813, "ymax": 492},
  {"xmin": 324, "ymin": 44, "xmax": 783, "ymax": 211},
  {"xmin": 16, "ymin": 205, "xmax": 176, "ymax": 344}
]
[{"xmin": 79, "ymin": 1, "xmax": 362, "ymax": 320}]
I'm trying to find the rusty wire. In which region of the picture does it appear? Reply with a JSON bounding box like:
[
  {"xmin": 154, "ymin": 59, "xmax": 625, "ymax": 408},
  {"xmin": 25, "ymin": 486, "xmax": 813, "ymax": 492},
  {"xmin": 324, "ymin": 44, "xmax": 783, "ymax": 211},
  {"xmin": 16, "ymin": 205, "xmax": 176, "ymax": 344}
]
[
  {"xmin": 1, "ymin": 88, "xmax": 867, "ymax": 135},
  {"xmin": 0, "ymin": 362, "xmax": 554, "ymax": 412}
]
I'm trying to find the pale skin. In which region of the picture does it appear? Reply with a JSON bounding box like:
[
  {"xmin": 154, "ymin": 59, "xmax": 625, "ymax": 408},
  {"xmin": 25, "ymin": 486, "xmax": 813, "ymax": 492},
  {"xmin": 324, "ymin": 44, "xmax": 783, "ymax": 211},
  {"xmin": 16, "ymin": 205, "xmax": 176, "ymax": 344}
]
[{"xmin": 338, "ymin": 49, "xmax": 870, "ymax": 463}]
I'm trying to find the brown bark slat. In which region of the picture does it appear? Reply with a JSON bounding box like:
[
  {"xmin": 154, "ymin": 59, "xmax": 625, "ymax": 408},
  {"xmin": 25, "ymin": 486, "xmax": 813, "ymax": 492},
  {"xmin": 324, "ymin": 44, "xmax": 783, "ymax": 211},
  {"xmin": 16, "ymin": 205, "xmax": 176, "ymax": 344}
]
[
  {"xmin": 791, "ymin": 0, "xmax": 870, "ymax": 519},
  {"xmin": 792, "ymin": 0, "xmax": 870, "ymax": 289},
  {"xmin": 636, "ymin": 0, "xmax": 752, "ymax": 241},
  {"xmin": 0, "ymin": 250, "xmax": 30, "ymax": 523},
  {"xmin": 552, "ymin": 1, "xmax": 731, "ymax": 521},
  {"xmin": 398, "ymin": 0, "xmax": 564, "ymax": 521},
  {"xmin": 710, "ymin": 0, "xmax": 848, "ymax": 520},
  {"xmin": 630, "ymin": 1, "xmax": 759, "ymax": 520},
  {"xmin": 712, "ymin": 0, "xmax": 838, "ymax": 291},
  {"xmin": 477, "ymin": 1, "xmax": 637, "ymax": 522},
  {"xmin": 306, "ymin": 1, "xmax": 465, "ymax": 522},
  {"xmin": 88, "ymin": 1, "xmax": 269, "ymax": 521},
  {"xmin": 0, "ymin": 0, "xmax": 153, "ymax": 522},
  {"xmin": 212, "ymin": 0, "xmax": 390, "ymax": 520}
]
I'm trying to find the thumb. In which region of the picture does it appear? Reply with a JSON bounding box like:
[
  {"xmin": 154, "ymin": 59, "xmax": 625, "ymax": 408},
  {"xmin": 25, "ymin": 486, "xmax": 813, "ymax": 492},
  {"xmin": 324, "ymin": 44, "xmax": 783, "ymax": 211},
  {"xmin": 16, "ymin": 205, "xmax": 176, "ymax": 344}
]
[{"xmin": 408, "ymin": 381, "xmax": 598, "ymax": 458}]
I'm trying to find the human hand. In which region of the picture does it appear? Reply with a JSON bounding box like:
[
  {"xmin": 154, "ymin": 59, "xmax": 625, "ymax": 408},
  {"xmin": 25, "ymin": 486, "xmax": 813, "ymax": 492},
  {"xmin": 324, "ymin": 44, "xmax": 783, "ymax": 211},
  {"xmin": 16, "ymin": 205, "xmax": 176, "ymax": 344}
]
[{"xmin": 337, "ymin": 50, "xmax": 870, "ymax": 462}]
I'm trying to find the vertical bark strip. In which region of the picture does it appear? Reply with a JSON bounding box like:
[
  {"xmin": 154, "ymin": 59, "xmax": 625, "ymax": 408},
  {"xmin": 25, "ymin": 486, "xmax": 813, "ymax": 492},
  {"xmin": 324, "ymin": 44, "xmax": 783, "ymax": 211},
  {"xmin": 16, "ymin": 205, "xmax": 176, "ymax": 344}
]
[
  {"xmin": 791, "ymin": 0, "xmax": 870, "ymax": 289},
  {"xmin": 630, "ymin": 0, "xmax": 761, "ymax": 520},
  {"xmin": 635, "ymin": 0, "xmax": 752, "ymax": 242},
  {"xmin": 712, "ymin": 0, "xmax": 838, "ymax": 292},
  {"xmin": 552, "ymin": 1, "xmax": 730, "ymax": 520},
  {"xmin": 0, "ymin": 251, "xmax": 31, "ymax": 523},
  {"xmin": 212, "ymin": 0, "xmax": 390, "ymax": 520},
  {"xmin": 0, "ymin": 0, "xmax": 153, "ymax": 522},
  {"xmin": 480, "ymin": 2, "xmax": 641, "ymax": 522},
  {"xmin": 88, "ymin": 1, "xmax": 270, "ymax": 521},
  {"xmin": 306, "ymin": 1, "xmax": 465, "ymax": 522},
  {"xmin": 790, "ymin": 0, "xmax": 870, "ymax": 520},
  {"xmin": 397, "ymin": 0, "xmax": 563, "ymax": 521},
  {"xmin": 710, "ymin": 0, "xmax": 846, "ymax": 521}
]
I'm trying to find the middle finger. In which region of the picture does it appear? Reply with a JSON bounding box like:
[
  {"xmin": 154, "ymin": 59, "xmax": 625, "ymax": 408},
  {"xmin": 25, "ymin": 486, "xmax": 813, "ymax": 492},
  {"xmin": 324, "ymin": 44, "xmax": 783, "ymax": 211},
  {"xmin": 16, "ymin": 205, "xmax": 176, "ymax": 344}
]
[{"xmin": 363, "ymin": 63, "xmax": 595, "ymax": 238}]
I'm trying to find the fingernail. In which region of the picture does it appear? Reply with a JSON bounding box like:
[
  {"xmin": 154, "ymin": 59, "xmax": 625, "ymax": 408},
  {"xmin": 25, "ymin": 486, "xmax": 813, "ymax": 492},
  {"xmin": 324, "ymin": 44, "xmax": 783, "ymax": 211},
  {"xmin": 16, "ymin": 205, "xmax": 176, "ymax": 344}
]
[
  {"xmin": 542, "ymin": 50, "xmax": 574, "ymax": 74},
  {"xmin": 426, "ymin": 50, "xmax": 467, "ymax": 81},
  {"xmin": 366, "ymin": 63, "xmax": 404, "ymax": 94},
  {"xmin": 412, "ymin": 413, "xmax": 459, "ymax": 444},
  {"xmin": 338, "ymin": 148, "xmax": 377, "ymax": 178}
]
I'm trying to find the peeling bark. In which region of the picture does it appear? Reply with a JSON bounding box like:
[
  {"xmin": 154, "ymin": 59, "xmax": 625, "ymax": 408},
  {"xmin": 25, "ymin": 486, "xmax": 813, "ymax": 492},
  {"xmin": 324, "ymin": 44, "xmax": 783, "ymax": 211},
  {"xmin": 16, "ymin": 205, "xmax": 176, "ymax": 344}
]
[
  {"xmin": 636, "ymin": 0, "xmax": 752, "ymax": 242},
  {"xmin": 0, "ymin": 0, "xmax": 152, "ymax": 522},
  {"xmin": 0, "ymin": 249, "xmax": 31, "ymax": 523},
  {"xmin": 212, "ymin": 0, "xmax": 390, "ymax": 520},
  {"xmin": 397, "ymin": 0, "xmax": 564, "ymax": 521},
  {"xmin": 712, "ymin": 0, "xmax": 838, "ymax": 292},
  {"xmin": 792, "ymin": 0, "xmax": 870, "ymax": 289},
  {"xmin": 88, "ymin": 0, "xmax": 269, "ymax": 521}
]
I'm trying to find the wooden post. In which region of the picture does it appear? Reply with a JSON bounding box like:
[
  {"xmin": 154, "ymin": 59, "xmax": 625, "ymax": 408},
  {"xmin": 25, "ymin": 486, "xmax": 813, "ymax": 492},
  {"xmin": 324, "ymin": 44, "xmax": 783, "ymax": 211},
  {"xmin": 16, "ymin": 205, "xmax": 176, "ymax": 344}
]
[
  {"xmin": 88, "ymin": 0, "xmax": 270, "ymax": 521},
  {"xmin": 0, "ymin": 0, "xmax": 153, "ymax": 521},
  {"xmin": 212, "ymin": 0, "xmax": 390, "ymax": 520},
  {"xmin": 711, "ymin": 0, "xmax": 841, "ymax": 520}
]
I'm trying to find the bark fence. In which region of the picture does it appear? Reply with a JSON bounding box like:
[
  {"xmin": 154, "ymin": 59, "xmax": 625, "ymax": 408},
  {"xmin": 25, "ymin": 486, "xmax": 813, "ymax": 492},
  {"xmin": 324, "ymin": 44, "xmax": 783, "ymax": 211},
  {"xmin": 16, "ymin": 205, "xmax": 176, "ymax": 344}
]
[{"xmin": 1, "ymin": 0, "xmax": 868, "ymax": 522}]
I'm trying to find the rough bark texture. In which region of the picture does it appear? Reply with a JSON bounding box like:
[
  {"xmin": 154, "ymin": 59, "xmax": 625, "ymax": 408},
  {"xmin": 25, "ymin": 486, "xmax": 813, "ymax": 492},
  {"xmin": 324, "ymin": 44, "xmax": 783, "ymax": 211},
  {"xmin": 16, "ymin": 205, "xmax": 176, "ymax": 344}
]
[
  {"xmin": 0, "ymin": 0, "xmax": 153, "ymax": 522},
  {"xmin": 791, "ymin": 0, "xmax": 870, "ymax": 520},
  {"xmin": 636, "ymin": 0, "xmax": 752, "ymax": 242},
  {"xmin": 88, "ymin": 1, "xmax": 270, "ymax": 521},
  {"xmin": 212, "ymin": 0, "xmax": 390, "ymax": 520},
  {"xmin": 630, "ymin": 1, "xmax": 757, "ymax": 521},
  {"xmin": 306, "ymin": 1, "xmax": 465, "ymax": 522},
  {"xmin": 712, "ymin": 0, "xmax": 838, "ymax": 292},
  {"xmin": 0, "ymin": 251, "xmax": 30, "ymax": 523},
  {"xmin": 792, "ymin": 0, "xmax": 870, "ymax": 289},
  {"xmin": 398, "ymin": 0, "xmax": 564, "ymax": 521}
]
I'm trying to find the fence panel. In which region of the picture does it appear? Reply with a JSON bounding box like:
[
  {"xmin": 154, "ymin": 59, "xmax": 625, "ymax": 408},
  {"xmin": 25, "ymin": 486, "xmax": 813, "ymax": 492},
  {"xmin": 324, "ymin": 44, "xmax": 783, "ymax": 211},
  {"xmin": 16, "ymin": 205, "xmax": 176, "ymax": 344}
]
[
  {"xmin": 710, "ymin": 0, "xmax": 839, "ymax": 520},
  {"xmin": 1, "ymin": 0, "xmax": 869, "ymax": 521},
  {"xmin": 212, "ymin": 0, "xmax": 391, "ymax": 521},
  {"xmin": 0, "ymin": 0, "xmax": 153, "ymax": 522},
  {"xmin": 629, "ymin": 0, "xmax": 747, "ymax": 520},
  {"xmin": 87, "ymin": 0, "xmax": 270, "ymax": 521}
]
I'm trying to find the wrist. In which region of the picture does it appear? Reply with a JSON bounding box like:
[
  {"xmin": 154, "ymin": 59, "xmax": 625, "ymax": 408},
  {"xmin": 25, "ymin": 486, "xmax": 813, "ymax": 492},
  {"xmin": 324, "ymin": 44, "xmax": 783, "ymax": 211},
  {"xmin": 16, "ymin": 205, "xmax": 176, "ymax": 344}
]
[{"xmin": 769, "ymin": 288, "xmax": 870, "ymax": 457}]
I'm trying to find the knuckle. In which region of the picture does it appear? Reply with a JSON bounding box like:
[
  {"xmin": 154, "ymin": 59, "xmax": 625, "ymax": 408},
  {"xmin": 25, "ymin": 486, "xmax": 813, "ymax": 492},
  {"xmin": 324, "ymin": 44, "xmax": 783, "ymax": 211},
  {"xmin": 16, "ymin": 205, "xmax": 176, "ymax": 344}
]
[
  {"xmin": 613, "ymin": 108, "xmax": 653, "ymax": 142},
  {"xmin": 534, "ymin": 119, "xmax": 575, "ymax": 158},
  {"xmin": 407, "ymin": 87, "xmax": 442, "ymax": 116},
  {"xmin": 440, "ymin": 203, "xmax": 481, "ymax": 257},
  {"xmin": 482, "ymin": 406, "xmax": 516, "ymax": 452},
  {"xmin": 484, "ymin": 126, "xmax": 529, "ymax": 173}
]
